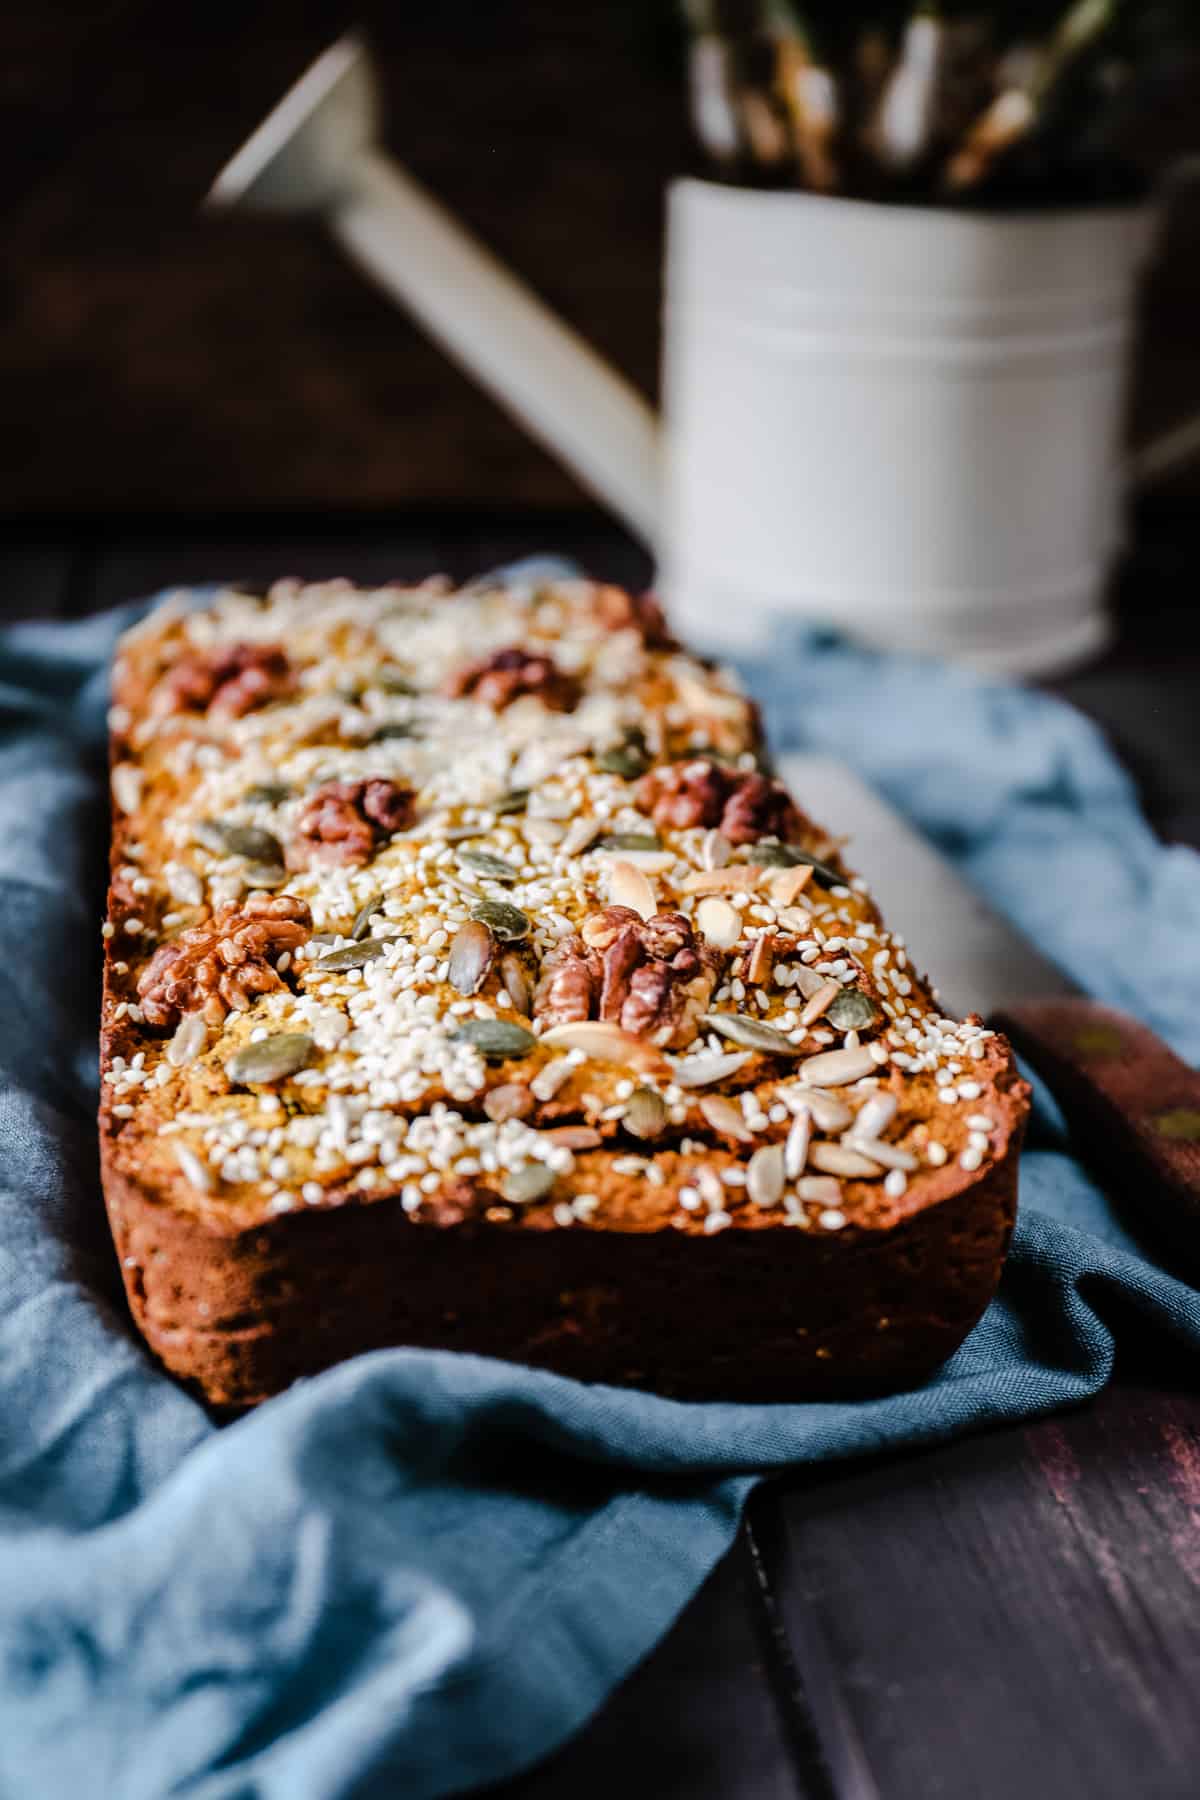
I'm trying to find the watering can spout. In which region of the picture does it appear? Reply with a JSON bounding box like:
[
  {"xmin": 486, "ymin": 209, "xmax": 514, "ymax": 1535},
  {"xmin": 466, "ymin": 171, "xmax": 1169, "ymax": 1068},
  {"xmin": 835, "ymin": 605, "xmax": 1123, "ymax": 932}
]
[{"xmin": 208, "ymin": 35, "xmax": 662, "ymax": 548}]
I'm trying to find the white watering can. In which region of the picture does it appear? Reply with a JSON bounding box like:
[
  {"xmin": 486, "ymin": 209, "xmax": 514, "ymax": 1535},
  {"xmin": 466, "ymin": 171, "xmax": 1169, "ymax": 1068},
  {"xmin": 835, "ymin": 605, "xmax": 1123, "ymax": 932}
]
[{"xmin": 209, "ymin": 34, "xmax": 1199, "ymax": 677}]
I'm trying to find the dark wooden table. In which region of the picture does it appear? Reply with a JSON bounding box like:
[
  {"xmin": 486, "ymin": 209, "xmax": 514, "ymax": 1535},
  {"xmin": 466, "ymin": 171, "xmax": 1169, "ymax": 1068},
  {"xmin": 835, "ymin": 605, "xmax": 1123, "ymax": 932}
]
[{"xmin": 6, "ymin": 506, "xmax": 1200, "ymax": 1800}]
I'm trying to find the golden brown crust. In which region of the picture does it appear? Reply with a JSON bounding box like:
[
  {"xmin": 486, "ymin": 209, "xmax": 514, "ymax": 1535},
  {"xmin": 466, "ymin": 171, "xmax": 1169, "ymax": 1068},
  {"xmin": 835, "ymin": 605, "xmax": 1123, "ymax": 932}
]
[{"xmin": 99, "ymin": 577, "xmax": 1030, "ymax": 1406}]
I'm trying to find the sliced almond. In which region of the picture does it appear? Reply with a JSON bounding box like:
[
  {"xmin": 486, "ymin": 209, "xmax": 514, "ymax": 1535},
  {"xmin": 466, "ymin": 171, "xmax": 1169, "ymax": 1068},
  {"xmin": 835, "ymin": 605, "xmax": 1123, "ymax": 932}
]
[
  {"xmin": 808, "ymin": 1142, "xmax": 884, "ymax": 1178},
  {"xmin": 616, "ymin": 850, "xmax": 677, "ymax": 875},
  {"xmin": 776, "ymin": 905, "xmax": 814, "ymax": 932},
  {"xmin": 696, "ymin": 896, "xmax": 742, "ymax": 950},
  {"xmin": 608, "ymin": 859, "xmax": 657, "ymax": 921},
  {"xmin": 784, "ymin": 1107, "xmax": 811, "ymax": 1178},
  {"xmin": 799, "ymin": 978, "xmax": 841, "ymax": 1027},
  {"xmin": 670, "ymin": 1048, "xmax": 753, "ymax": 1089},
  {"xmin": 681, "ymin": 866, "xmax": 762, "ymax": 896},
  {"xmin": 483, "ymin": 1083, "xmax": 535, "ymax": 1123},
  {"xmin": 800, "ymin": 1046, "xmax": 878, "ymax": 1087},
  {"xmin": 746, "ymin": 929, "xmax": 776, "ymax": 988},
  {"xmin": 539, "ymin": 1020, "xmax": 669, "ymax": 1074},
  {"xmin": 562, "ymin": 817, "xmax": 602, "ymax": 856},
  {"xmin": 769, "ymin": 865, "xmax": 813, "ymax": 907},
  {"xmin": 698, "ymin": 1095, "xmax": 754, "ymax": 1143}
]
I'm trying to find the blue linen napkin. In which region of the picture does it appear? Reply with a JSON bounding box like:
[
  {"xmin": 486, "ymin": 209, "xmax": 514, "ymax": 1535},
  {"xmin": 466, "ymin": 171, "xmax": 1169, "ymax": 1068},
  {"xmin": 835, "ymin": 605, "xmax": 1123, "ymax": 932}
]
[{"xmin": 1, "ymin": 592, "xmax": 1199, "ymax": 1800}]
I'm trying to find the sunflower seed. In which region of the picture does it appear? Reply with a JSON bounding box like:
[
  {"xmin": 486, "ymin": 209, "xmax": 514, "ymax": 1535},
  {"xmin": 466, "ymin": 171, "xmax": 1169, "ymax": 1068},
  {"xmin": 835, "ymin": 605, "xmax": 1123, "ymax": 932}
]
[
  {"xmin": 471, "ymin": 899, "xmax": 530, "ymax": 941},
  {"xmin": 808, "ymin": 1142, "xmax": 884, "ymax": 1179},
  {"xmin": 543, "ymin": 1125, "xmax": 603, "ymax": 1151},
  {"xmin": 111, "ymin": 763, "xmax": 143, "ymax": 814},
  {"xmin": 458, "ymin": 849, "xmax": 520, "ymax": 883},
  {"xmin": 827, "ymin": 989, "xmax": 881, "ymax": 1032},
  {"xmin": 562, "ymin": 818, "xmax": 602, "ymax": 856},
  {"xmin": 797, "ymin": 1176, "xmax": 842, "ymax": 1205},
  {"xmin": 166, "ymin": 1013, "xmax": 207, "ymax": 1067},
  {"xmin": 852, "ymin": 1093, "xmax": 897, "ymax": 1140},
  {"xmin": 500, "ymin": 1164, "xmax": 557, "ymax": 1204},
  {"xmin": 242, "ymin": 782, "xmax": 292, "ymax": 806},
  {"xmin": 784, "ymin": 1107, "xmax": 811, "ymax": 1178},
  {"xmin": 702, "ymin": 829, "xmax": 732, "ymax": 871},
  {"xmin": 698, "ymin": 1095, "xmax": 755, "ymax": 1142},
  {"xmin": 671, "ymin": 1049, "xmax": 753, "ymax": 1089},
  {"xmin": 499, "ymin": 951, "xmax": 534, "ymax": 1016},
  {"xmin": 351, "ymin": 894, "xmax": 383, "ymax": 940},
  {"xmin": 448, "ymin": 920, "xmax": 494, "ymax": 995},
  {"xmin": 318, "ymin": 939, "xmax": 388, "ymax": 972},
  {"xmin": 801, "ymin": 1090, "xmax": 853, "ymax": 1133},
  {"xmin": 174, "ymin": 1144, "xmax": 213, "ymax": 1192},
  {"xmin": 594, "ymin": 832, "xmax": 662, "ymax": 854},
  {"xmin": 624, "ymin": 1086, "xmax": 668, "ymax": 1140},
  {"xmin": 747, "ymin": 1142, "xmax": 785, "ymax": 1207},
  {"xmin": 846, "ymin": 1137, "xmax": 918, "ymax": 1172},
  {"xmin": 800, "ymin": 1046, "xmax": 877, "ymax": 1086},
  {"xmin": 165, "ymin": 866, "xmax": 205, "ymax": 906},
  {"xmin": 453, "ymin": 1019, "xmax": 537, "ymax": 1058},
  {"xmin": 701, "ymin": 1013, "xmax": 803, "ymax": 1057},
  {"xmin": 696, "ymin": 897, "xmax": 742, "ymax": 949},
  {"xmin": 225, "ymin": 1032, "xmax": 313, "ymax": 1085}
]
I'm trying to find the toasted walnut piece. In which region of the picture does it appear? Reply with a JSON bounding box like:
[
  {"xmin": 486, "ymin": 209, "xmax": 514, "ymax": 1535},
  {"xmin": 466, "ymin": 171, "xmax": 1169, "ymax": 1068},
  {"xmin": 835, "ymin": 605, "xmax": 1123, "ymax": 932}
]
[
  {"xmin": 635, "ymin": 758, "xmax": 807, "ymax": 847},
  {"xmin": 535, "ymin": 907, "xmax": 723, "ymax": 1050},
  {"xmin": 289, "ymin": 778, "xmax": 416, "ymax": 868},
  {"xmin": 442, "ymin": 646, "xmax": 581, "ymax": 713},
  {"xmin": 591, "ymin": 585, "xmax": 674, "ymax": 648},
  {"xmin": 136, "ymin": 893, "xmax": 311, "ymax": 1029},
  {"xmin": 154, "ymin": 642, "xmax": 295, "ymax": 720}
]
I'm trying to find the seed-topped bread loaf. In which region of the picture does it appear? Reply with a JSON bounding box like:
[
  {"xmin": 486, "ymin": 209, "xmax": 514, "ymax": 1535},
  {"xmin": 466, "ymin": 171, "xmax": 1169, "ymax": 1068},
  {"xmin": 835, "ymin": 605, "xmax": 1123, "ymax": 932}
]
[{"xmin": 100, "ymin": 576, "xmax": 1029, "ymax": 1407}]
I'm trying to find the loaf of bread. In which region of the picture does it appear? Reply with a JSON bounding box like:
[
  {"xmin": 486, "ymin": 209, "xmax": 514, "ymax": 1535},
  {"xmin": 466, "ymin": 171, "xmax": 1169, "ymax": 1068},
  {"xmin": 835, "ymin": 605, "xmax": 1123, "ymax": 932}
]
[{"xmin": 100, "ymin": 577, "xmax": 1029, "ymax": 1407}]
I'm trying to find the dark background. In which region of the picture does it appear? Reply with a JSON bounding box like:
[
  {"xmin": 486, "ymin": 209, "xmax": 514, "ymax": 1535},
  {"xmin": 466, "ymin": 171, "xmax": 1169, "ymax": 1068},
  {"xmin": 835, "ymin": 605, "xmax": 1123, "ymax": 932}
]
[{"xmin": 6, "ymin": 0, "xmax": 1200, "ymax": 519}]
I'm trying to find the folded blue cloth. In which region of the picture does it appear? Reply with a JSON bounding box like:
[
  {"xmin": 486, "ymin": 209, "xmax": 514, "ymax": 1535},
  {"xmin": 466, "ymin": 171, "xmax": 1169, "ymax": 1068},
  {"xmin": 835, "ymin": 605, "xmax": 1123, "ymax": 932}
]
[{"xmin": 2, "ymin": 594, "xmax": 1198, "ymax": 1800}]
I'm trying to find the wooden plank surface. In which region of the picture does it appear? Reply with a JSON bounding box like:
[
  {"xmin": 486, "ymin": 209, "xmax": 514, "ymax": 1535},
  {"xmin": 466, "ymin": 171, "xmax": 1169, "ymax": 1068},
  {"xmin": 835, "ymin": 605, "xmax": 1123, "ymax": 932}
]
[{"xmin": 3, "ymin": 516, "xmax": 1199, "ymax": 1800}]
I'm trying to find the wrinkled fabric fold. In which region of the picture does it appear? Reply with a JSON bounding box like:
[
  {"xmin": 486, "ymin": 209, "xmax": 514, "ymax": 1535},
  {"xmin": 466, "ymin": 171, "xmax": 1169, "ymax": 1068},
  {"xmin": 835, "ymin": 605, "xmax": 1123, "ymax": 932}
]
[{"xmin": 0, "ymin": 594, "xmax": 1198, "ymax": 1800}]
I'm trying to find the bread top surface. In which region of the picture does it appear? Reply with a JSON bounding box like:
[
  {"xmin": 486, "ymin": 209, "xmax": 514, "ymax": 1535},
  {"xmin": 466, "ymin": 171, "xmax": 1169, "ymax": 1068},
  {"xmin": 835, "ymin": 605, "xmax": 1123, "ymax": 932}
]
[{"xmin": 101, "ymin": 576, "xmax": 1027, "ymax": 1242}]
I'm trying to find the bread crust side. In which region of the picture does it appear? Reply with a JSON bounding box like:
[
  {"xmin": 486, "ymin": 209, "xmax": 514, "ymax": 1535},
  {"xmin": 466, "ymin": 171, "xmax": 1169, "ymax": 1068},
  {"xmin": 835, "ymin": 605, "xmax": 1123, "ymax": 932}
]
[{"xmin": 100, "ymin": 1114, "xmax": 1023, "ymax": 1409}]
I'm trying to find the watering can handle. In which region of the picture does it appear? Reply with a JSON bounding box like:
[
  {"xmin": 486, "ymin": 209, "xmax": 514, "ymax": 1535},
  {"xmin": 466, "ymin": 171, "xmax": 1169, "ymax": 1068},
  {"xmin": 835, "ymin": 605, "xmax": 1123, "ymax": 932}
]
[{"xmin": 208, "ymin": 35, "xmax": 660, "ymax": 548}]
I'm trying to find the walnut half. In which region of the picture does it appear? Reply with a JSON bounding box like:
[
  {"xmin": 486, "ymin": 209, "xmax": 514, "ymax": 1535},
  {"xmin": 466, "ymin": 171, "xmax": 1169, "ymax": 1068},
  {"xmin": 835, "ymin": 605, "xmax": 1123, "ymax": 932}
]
[
  {"xmin": 136, "ymin": 893, "xmax": 311, "ymax": 1029},
  {"xmin": 534, "ymin": 905, "xmax": 723, "ymax": 1050}
]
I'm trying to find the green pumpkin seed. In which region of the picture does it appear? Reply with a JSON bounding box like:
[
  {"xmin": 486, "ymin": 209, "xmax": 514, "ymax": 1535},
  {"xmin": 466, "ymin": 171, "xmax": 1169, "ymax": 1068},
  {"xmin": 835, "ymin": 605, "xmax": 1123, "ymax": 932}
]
[
  {"xmin": 350, "ymin": 895, "xmax": 383, "ymax": 941},
  {"xmin": 226, "ymin": 1032, "xmax": 313, "ymax": 1085},
  {"xmin": 242, "ymin": 782, "xmax": 291, "ymax": 806},
  {"xmin": 366, "ymin": 722, "xmax": 416, "ymax": 743},
  {"xmin": 193, "ymin": 820, "xmax": 284, "ymax": 864},
  {"xmin": 376, "ymin": 665, "xmax": 418, "ymax": 695},
  {"xmin": 701, "ymin": 1013, "xmax": 804, "ymax": 1057},
  {"xmin": 453, "ymin": 1019, "xmax": 537, "ymax": 1059},
  {"xmin": 318, "ymin": 939, "xmax": 388, "ymax": 972},
  {"xmin": 493, "ymin": 789, "xmax": 530, "ymax": 816},
  {"xmin": 826, "ymin": 989, "xmax": 880, "ymax": 1032},
  {"xmin": 448, "ymin": 920, "xmax": 494, "ymax": 995},
  {"xmin": 241, "ymin": 862, "xmax": 288, "ymax": 889},
  {"xmin": 457, "ymin": 849, "xmax": 520, "ymax": 883},
  {"xmin": 624, "ymin": 1086, "xmax": 668, "ymax": 1140},
  {"xmin": 500, "ymin": 1164, "xmax": 557, "ymax": 1204},
  {"xmin": 594, "ymin": 832, "xmax": 662, "ymax": 854},
  {"xmin": 595, "ymin": 746, "xmax": 649, "ymax": 780},
  {"xmin": 471, "ymin": 899, "xmax": 530, "ymax": 942},
  {"xmin": 751, "ymin": 844, "xmax": 843, "ymax": 887}
]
